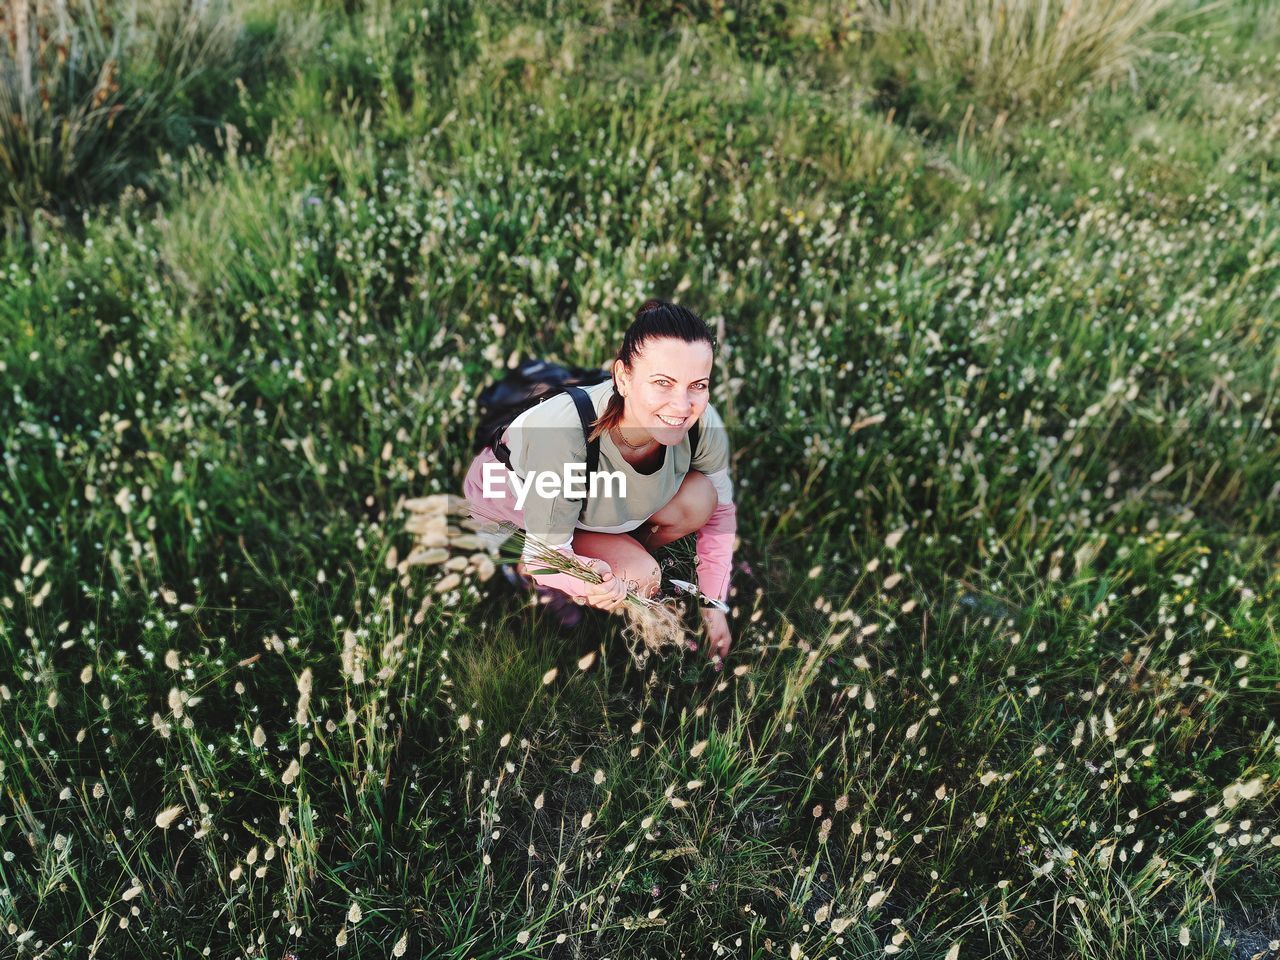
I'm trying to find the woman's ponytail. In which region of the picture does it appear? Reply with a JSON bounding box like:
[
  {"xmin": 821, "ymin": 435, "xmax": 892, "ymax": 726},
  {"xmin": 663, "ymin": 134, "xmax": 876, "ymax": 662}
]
[{"xmin": 587, "ymin": 387, "xmax": 627, "ymax": 443}]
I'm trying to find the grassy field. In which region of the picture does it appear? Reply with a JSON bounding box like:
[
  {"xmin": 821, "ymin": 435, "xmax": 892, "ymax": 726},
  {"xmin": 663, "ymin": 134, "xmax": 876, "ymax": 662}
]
[{"xmin": 2, "ymin": 0, "xmax": 1278, "ymax": 957}]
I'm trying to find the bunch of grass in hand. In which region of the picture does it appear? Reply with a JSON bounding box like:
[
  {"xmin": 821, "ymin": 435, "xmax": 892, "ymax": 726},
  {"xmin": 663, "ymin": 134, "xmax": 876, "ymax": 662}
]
[{"xmin": 462, "ymin": 503, "xmax": 689, "ymax": 668}]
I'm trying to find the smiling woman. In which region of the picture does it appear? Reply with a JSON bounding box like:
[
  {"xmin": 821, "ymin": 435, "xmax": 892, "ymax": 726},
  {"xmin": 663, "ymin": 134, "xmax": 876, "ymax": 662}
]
[{"xmin": 462, "ymin": 299, "xmax": 739, "ymax": 661}]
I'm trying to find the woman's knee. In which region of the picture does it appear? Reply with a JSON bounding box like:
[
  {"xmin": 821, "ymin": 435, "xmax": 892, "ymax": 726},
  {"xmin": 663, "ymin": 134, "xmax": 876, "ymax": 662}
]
[
  {"xmin": 671, "ymin": 470, "xmax": 718, "ymax": 531},
  {"xmin": 628, "ymin": 553, "xmax": 662, "ymax": 598},
  {"xmin": 642, "ymin": 472, "xmax": 717, "ymax": 546},
  {"xmin": 571, "ymin": 532, "xmax": 661, "ymax": 598},
  {"xmin": 613, "ymin": 552, "xmax": 661, "ymax": 599}
]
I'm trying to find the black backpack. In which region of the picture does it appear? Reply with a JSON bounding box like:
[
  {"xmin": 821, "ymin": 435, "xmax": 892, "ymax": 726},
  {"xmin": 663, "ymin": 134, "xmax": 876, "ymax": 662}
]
[{"xmin": 473, "ymin": 358, "xmax": 701, "ymax": 518}]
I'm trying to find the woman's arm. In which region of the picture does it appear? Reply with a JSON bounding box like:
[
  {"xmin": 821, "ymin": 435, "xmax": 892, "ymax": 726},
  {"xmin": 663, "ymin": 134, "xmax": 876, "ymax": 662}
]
[
  {"xmin": 689, "ymin": 404, "xmax": 737, "ymax": 606},
  {"xmin": 694, "ymin": 500, "xmax": 737, "ymax": 604}
]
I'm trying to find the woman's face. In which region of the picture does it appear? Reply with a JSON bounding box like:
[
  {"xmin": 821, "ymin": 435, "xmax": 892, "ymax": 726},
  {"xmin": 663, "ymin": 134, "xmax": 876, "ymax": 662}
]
[{"xmin": 614, "ymin": 337, "xmax": 714, "ymax": 446}]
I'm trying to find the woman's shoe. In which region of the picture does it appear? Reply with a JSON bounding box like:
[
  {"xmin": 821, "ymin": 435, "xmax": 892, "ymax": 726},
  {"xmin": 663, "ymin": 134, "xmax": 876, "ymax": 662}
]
[{"xmin": 501, "ymin": 562, "xmax": 532, "ymax": 592}]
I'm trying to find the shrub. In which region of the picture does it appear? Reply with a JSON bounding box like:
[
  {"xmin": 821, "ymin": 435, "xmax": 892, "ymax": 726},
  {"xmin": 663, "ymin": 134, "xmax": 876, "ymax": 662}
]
[
  {"xmin": 857, "ymin": 0, "xmax": 1182, "ymax": 116},
  {"xmin": 0, "ymin": 0, "xmax": 242, "ymax": 237}
]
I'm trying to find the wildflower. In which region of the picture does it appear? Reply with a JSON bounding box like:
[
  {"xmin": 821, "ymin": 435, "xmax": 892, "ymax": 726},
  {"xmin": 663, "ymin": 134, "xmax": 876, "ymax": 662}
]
[
  {"xmin": 296, "ymin": 668, "xmax": 313, "ymax": 726},
  {"xmin": 1222, "ymin": 778, "xmax": 1263, "ymax": 809},
  {"xmin": 406, "ymin": 548, "xmax": 449, "ymax": 566},
  {"xmin": 154, "ymin": 805, "xmax": 184, "ymax": 829}
]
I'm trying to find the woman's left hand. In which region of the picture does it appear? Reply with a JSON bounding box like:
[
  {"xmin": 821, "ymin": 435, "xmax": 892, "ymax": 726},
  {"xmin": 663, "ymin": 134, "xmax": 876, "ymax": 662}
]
[{"xmin": 698, "ymin": 607, "xmax": 732, "ymax": 668}]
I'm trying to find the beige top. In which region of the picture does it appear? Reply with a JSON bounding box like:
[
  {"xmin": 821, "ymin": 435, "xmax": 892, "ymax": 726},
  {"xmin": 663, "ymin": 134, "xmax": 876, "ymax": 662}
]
[{"xmin": 501, "ymin": 378, "xmax": 733, "ymax": 559}]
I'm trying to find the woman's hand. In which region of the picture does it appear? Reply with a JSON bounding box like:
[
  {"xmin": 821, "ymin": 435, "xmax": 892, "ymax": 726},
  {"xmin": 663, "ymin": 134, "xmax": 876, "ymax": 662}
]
[
  {"xmin": 580, "ymin": 558, "xmax": 629, "ymax": 614},
  {"xmin": 697, "ymin": 607, "xmax": 732, "ymax": 667}
]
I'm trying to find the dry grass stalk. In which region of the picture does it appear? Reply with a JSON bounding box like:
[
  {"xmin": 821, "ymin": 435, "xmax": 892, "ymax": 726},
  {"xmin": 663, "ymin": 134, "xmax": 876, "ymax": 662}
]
[{"xmin": 857, "ymin": 0, "xmax": 1181, "ymax": 110}]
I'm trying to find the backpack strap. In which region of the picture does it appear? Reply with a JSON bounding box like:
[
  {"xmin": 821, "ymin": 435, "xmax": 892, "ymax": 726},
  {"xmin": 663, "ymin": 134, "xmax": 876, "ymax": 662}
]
[{"xmin": 564, "ymin": 386, "xmax": 600, "ymax": 519}]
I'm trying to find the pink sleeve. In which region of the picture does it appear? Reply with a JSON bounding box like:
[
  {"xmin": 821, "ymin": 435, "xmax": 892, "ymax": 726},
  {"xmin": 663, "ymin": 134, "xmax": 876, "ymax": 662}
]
[{"xmin": 695, "ymin": 501, "xmax": 737, "ymax": 604}]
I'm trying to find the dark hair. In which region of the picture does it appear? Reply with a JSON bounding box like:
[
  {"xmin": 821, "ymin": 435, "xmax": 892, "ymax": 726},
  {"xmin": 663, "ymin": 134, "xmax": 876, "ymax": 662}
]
[{"xmin": 587, "ymin": 299, "xmax": 717, "ymax": 443}]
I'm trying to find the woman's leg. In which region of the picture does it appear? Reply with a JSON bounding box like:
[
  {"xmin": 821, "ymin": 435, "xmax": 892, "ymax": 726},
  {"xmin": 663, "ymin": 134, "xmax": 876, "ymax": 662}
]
[
  {"xmin": 510, "ymin": 470, "xmax": 717, "ymax": 605},
  {"xmin": 631, "ymin": 470, "xmax": 718, "ymax": 551}
]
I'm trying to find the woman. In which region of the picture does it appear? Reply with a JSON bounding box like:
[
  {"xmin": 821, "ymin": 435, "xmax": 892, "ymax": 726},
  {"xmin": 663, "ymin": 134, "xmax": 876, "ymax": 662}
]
[{"xmin": 461, "ymin": 299, "xmax": 738, "ymax": 662}]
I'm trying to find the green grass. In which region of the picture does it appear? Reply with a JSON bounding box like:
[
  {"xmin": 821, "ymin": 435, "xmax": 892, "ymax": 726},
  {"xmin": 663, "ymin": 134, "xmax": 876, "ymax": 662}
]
[{"xmin": 1, "ymin": 0, "xmax": 1278, "ymax": 956}]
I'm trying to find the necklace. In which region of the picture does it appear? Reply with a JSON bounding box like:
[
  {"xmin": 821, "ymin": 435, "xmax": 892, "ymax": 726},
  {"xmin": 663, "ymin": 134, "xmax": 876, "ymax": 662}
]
[{"xmin": 611, "ymin": 424, "xmax": 654, "ymax": 450}]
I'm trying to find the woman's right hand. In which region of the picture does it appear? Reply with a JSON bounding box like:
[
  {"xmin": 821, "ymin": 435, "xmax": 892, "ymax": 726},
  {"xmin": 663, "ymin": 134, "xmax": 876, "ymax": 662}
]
[{"xmin": 580, "ymin": 558, "xmax": 629, "ymax": 613}]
